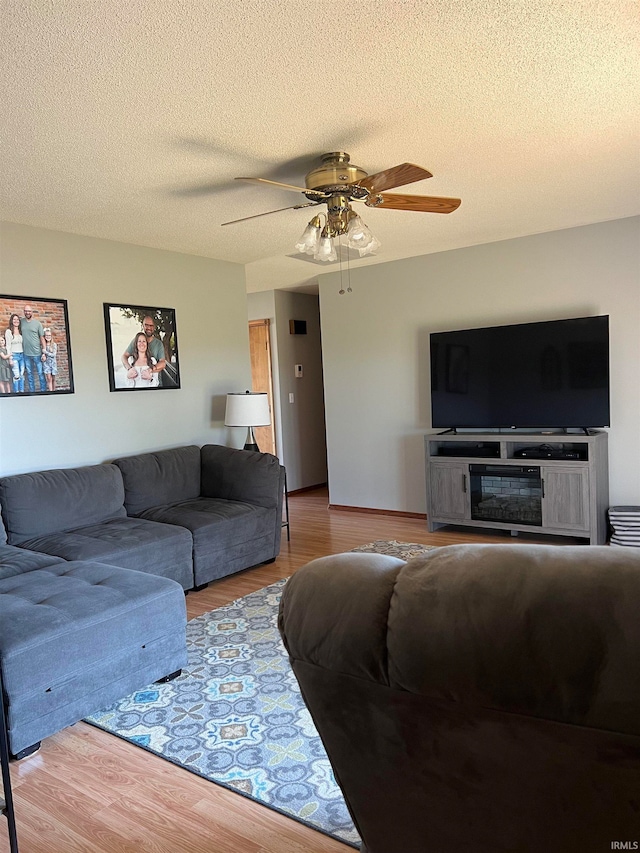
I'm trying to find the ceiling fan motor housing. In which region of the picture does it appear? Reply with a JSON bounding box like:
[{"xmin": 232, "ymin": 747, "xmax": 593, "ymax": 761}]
[
  {"xmin": 304, "ymin": 152, "xmax": 368, "ymax": 200},
  {"xmin": 325, "ymin": 193, "xmax": 352, "ymax": 236}
]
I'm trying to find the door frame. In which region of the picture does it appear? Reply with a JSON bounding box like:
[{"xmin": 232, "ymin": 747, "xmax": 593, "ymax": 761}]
[{"xmin": 249, "ymin": 319, "xmax": 277, "ymax": 455}]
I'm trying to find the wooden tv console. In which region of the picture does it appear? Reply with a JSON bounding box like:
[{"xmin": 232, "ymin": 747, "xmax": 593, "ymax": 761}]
[{"xmin": 424, "ymin": 431, "xmax": 609, "ymax": 544}]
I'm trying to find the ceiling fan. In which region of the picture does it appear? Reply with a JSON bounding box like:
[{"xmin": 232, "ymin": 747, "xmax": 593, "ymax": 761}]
[{"xmin": 222, "ymin": 151, "xmax": 461, "ymax": 261}]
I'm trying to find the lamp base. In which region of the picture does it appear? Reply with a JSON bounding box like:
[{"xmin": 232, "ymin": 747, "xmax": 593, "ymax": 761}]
[{"xmin": 243, "ymin": 426, "xmax": 260, "ymax": 453}]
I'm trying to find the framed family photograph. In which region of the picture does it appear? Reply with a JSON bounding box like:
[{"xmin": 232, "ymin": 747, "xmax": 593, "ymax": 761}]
[
  {"xmin": 0, "ymin": 295, "xmax": 74, "ymax": 397},
  {"xmin": 103, "ymin": 303, "xmax": 180, "ymax": 392}
]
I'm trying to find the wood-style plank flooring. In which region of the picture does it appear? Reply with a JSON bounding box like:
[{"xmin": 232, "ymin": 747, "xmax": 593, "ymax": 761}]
[{"xmin": 1, "ymin": 488, "xmax": 575, "ymax": 853}]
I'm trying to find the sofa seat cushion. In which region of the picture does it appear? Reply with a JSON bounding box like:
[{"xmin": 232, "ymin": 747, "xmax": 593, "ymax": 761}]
[
  {"xmin": 0, "ymin": 544, "xmax": 66, "ymax": 580},
  {"xmin": 139, "ymin": 498, "xmax": 277, "ymax": 585},
  {"xmin": 0, "ymin": 561, "xmax": 187, "ymax": 754},
  {"xmin": 16, "ymin": 516, "xmax": 194, "ymax": 590}
]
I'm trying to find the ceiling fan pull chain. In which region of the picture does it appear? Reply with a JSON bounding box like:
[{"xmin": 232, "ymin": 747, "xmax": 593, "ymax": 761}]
[{"xmin": 338, "ymin": 235, "xmax": 345, "ymax": 294}]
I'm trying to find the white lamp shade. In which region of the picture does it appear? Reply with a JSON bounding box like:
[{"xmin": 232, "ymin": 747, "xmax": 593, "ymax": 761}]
[{"xmin": 225, "ymin": 392, "xmax": 271, "ymax": 427}]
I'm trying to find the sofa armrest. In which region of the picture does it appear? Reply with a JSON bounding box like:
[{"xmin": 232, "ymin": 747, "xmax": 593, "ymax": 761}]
[
  {"xmin": 278, "ymin": 552, "xmax": 406, "ymax": 684},
  {"xmin": 200, "ymin": 444, "xmax": 284, "ymax": 508}
]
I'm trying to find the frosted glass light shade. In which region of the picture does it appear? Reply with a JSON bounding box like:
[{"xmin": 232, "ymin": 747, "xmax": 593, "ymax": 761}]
[
  {"xmin": 314, "ymin": 235, "xmax": 338, "ymax": 262},
  {"xmin": 295, "ymin": 220, "xmax": 321, "ymax": 255},
  {"xmin": 347, "ymin": 214, "xmax": 381, "ymax": 256},
  {"xmin": 225, "ymin": 392, "xmax": 271, "ymax": 427},
  {"xmin": 346, "ymin": 214, "xmax": 370, "ymax": 246},
  {"xmin": 357, "ymin": 234, "xmax": 381, "ymax": 257}
]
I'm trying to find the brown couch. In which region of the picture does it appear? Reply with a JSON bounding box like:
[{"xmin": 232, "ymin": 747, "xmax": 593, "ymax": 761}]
[{"xmin": 278, "ymin": 544, "xmax": 640, "ymax": 853}]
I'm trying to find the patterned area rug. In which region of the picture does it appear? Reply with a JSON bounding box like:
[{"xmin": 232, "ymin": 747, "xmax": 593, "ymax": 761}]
[
  {"xmin": 351, "ymin": 539, "xmax": 436, "ymax": 560},
  {"xmin": 84, "ymin": 541, "xmax": 435, "ymax": 846},
  {"xmin": 86, "ymin": 579, "xmax": 360, "ymax": 847}
]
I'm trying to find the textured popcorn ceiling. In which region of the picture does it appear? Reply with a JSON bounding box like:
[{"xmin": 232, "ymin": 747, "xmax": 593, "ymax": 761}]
[{"xmin": 2, "ymin": 1, "xmax": 639, "ymax": 292}]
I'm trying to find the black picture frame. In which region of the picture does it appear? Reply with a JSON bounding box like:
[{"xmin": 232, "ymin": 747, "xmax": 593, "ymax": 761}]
[
  {"xmin": 103, "ymin": 303, "xmax": 180, "ymax": 392},
  {"xmin": 0, "ymin": 294, "xmax": 75, "ymax": 397}
]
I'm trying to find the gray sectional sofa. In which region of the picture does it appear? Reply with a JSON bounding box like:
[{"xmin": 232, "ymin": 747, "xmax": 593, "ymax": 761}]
[
  {"xmin": 0, "ymin": 443, "xmax": 286, "ymax": 758},
  {"xmin": 112, "ymin": 444, "xmax": 286, "ymax": 587},
  {"xmin": 0, "ymin": 443, "xmax": 286, "ymax": 591},
  {"xmin": 0, "ymin": 516, "xmax": 187, "ymax": 759},
  {"xmin": 0, "ymin": 461, "xmax": 194, "ymax": 588}
]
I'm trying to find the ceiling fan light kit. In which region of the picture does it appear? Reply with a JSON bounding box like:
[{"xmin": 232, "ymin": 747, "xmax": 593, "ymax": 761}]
[
  {"xmin": 226, "ymin": 151, "xmax": 460, "ymax": 282},
  {"xmin": 294, "ymin": 209, "xmax": 380, "ymax": 262}
]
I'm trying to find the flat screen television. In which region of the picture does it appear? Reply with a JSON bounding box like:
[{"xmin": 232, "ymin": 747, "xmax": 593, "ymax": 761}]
[{"xmin": 430, "ymin": 315, "xmax": 610, "ymax": 430}]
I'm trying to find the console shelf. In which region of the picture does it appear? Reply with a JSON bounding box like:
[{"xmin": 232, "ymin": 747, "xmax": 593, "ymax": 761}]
[{"xmin": 424, "ymin": 431, "xmax": 609, "ymax": 544}]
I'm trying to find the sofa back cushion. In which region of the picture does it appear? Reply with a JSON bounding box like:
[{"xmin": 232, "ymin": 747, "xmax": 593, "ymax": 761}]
[
  {"xmin": 113, "ymin": 445, "xmax": 201, "ymax": 515},
  {"xmin": 201, "ymin": 444, "xmax": 283, "ymax": 508},
  {"xmin": 0, "ymin": 464, "xmax": 127, "ymax": 545}
]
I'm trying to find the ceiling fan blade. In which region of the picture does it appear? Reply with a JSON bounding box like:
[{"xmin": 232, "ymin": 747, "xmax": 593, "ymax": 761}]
[
  {"xmin": 235, "ymin": 176, "xmax": 328, "ymax": 197},
  {"xmin": 221, "ymin": 201, "xmax": 321, "ymax": 226},
  {"xmin": 367, "ymin": 193, "xmax": 461, "ymax": 214},
  {"xmin": 356, "ymin": 163, "xmax": 433, "ymax": 194}
]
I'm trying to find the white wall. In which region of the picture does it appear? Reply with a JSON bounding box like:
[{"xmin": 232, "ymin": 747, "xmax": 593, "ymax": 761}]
[
  {"xmin": 319, "ymin": 217, "xmax": 640, "ymax": 511},
  {"xmin": 0, "ymin": 222, "xmax": 251, "ymax": 475},
  {"xmin": 4, "ymin": 218, "xmax": 637, "ymax": 506}
]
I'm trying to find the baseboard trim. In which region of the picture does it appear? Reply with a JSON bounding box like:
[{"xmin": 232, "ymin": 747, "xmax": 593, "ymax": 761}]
[
  {"xmin": 287, "ymin": 483, "xmax": 328, "ymax": 496},
  {"xmin": 329, "ymin": 503, "xmax": 427, "ymax": 520}
]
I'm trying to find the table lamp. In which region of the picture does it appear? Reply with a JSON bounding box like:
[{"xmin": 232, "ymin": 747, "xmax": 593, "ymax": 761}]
[{"xmin": 224, "ymin": 391, "xmax": 271, "ymax": 452}]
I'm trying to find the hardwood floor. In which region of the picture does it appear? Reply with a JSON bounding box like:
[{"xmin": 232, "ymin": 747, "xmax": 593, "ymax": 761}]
[{"xmin": 1, "ymin": 489, "xmax": 575, "ymax": 853}]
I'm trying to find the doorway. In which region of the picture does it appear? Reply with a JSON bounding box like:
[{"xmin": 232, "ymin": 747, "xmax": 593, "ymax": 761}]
[{"xmin": 249, "ymin": 319, "xmax": 276, "ymax": 455}]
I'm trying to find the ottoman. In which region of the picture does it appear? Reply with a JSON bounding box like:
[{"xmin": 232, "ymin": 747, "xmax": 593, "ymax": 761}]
[{"xmin": 0, "ymin": 560, "xmax": 187, "ymax": 757}]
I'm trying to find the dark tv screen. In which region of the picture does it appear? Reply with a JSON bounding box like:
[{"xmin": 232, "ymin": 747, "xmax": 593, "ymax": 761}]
[{"xmin": 430, "ymin": 315, "xmax": 610, "ymax": 429}]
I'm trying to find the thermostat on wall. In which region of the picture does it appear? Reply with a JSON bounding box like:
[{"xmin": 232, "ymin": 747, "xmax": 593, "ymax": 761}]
[{"xmin": 295, "ymin": 364, "xmax": 303, "ymax": 378}]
